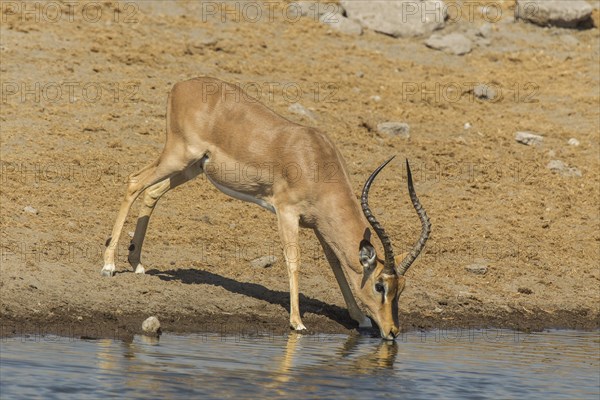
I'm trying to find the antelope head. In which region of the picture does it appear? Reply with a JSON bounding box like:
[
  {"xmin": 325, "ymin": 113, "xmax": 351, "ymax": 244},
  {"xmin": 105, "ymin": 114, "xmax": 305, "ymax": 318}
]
[{"xmin": 358, "ymin": 157, "xmax": 431, "ymax": 340}]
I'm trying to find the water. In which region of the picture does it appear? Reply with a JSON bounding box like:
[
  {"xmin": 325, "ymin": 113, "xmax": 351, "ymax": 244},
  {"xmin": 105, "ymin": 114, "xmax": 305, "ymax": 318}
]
[{"xmin": 1, "ymin": 329, "xmax": 598, "ymax": 399}]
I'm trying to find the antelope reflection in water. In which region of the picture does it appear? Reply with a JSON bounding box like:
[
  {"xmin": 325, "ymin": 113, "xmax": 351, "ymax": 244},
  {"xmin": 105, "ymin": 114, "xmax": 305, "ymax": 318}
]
[
  {"xmin": 94, "ymin": 332, "xmax": 398, "ymax": 393},
  {"xmin": 268, "ymin": 332, "xmax": 398, "ymax": 391}
]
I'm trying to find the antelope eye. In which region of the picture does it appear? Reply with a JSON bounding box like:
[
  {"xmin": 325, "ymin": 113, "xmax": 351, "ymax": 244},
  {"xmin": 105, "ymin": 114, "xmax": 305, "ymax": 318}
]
[{"xmin": 375, "ymin": 282, "xmax": 385, "ymax": 293}]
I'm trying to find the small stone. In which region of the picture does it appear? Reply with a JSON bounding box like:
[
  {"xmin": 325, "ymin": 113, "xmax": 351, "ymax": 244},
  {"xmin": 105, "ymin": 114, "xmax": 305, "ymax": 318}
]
[
  {"xmin": 433, "ymin": 307, "xmax": 443, "ymax": 313},
  {"xmin": 515, "ymin": 131, "xmax": 543, "ymax": 146},
  {"xmin": 425, "ymin": 33, "xmax": 473, "ymax": 56},
  {"xmin": 288, "ymin": 103, "xmax": 316, "ymax": 122},
  {"xmin": 320, "ymin": 14, "xmax": 363, "ymax": 35},
  {"xmin": 250, "ymin": 255, "xmax": 278, "ymax": 268},
  {"xmin": 464, "ymin": 122, "xmax": 472, "ymax": 130},
  {"xmin": 547, "ymin": 159, "xmax": 566, "ymax": 171},
  {"xmin": 356, "ymin": 71, "xmax": 364, "ymax": 78},
  {"xmin": 142, "ymin": 316, "xmax": 161, "ymax": 335},
  {"xmin": 465, "ymin": 262, "xmax": 488, "ymax": 275},
  {"xmin": 560, "ymin": 35, "xmax": 579, "ymax": 47},
  {"xmin": 377, "ymin": 122, "xmax": 410, "ymax": 139},
  {"xmin": 77, "ymin": 316, "xmax": 83, "ymax": 321},
  {"xmin": 567, "ymin": 138, "xmax": 580, "ymax": 146},
  {"xmin": 547, "ymin": 160, "xmax": 582, "ymax": 177},
  {"xmin": 474, "ymin": 84, "xmax": 497, "ymax": 101},
  {"xmin": 23, "ymin": 206, "xmax": 38, "ymax": 214},
  {"xmin": 369, "ymin": 95, "xmax": 382, "ymax": 102},
  {"xmin": 128, "ymin": 231, "xmax": 134, "ymax": 238},
  {"xmin": 477, "ymin": 22, "xmax": 492, "ymax": 38}
]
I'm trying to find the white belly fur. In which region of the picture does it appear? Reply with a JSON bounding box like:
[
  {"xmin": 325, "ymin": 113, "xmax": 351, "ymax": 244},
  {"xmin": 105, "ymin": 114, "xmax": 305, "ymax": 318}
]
[{"xmin": 202, "ymin": 157, "xmax": 276, "ymax": 214}]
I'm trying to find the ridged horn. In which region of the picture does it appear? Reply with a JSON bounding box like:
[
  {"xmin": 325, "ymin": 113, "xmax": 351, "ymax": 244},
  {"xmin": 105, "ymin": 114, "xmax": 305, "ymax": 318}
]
[
  {"xmin": 361, "ymin": 156, "xmax": 396, "ymax": 275},
  {"xmin": 397, "ymin": 159, "xmax": 431, "ymax": 276}
]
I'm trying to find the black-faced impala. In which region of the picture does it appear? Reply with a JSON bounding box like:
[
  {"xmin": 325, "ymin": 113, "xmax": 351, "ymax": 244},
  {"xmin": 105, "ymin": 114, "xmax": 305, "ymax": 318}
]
[{"xmin": 102, "ymin": 77, "xmax": 431, "ymax": 340}]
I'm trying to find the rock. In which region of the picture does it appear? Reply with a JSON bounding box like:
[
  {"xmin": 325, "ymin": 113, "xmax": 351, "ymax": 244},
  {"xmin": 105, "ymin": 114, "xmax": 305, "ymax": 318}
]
[
  {"xmin": 377, "ymin": 122, "xmax": 410, "ymax": 138},
  {"xmin": 425, "ymin": 33, "xmax": 472, "ymax": 56},
  {"xmin": 142, "ymin": 316, "xmax": 161, "ymax": 335},
  {"xmin": 369, "ymin": 95, "xmax": 382, "ymax": 102},
  {"xmin": 560, "ymin": 34, "xmax": 579, "ymax": 47},
  {"xmin": 288, "ymin": 103, "xmax": 316, "ymax": 121},
  {"xmin": 23, "ymin": 206, "xmax": 38, "ymax": 214},
  {"xmin": 250, "ymin": 255, "xmax": 277, "ymax": 268},
  {"xmin": 320, "ymin": 14, "xmax": 363, "ymax": 35},
  {"xmin": 478, "ymin": 22, "xmax": 492, "ymax": 38},
  {"xmin": 568, "ymin": 138, "xmax": 580, "ymax": 146},
  {"xmin": 547, "ymin": 160, "xmax": 582, "ymax": 177},
  {"xmin": 465, "ymin": 262, "xmax": 488, "ymax": 275},
  {"xmin": 515, "ymin": 131, "xmax": 543, "ymax": 146},
  {"xmin": 515, "ymin": 0, "xmax": 593, "ymax": 28},
  {"xmin": 464, "ymin": 122, "xmax": 472, "ymax": 130},
  {"xmin": 474, "ymin": 84, "xmax": 497, "ymax": 101},
  {"xmin": 290, "ymin": 1, "xmax": 343, "ymax": 19},
  {"xmin": 341, "ymin": 0, "xmax": 446, "ymax": 38}
]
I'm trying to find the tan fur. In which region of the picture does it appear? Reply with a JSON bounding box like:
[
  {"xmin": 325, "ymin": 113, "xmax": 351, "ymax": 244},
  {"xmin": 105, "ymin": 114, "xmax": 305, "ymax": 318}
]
[{"xmin": 102, "ymin": 77, "xmax": 408, "ymax": 339}]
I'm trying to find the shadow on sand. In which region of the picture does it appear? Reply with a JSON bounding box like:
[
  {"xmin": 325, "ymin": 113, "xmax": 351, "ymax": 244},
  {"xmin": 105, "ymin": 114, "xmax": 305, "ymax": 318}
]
[{"xmin": 147, "ymin": 268, "xmax": 357, "ymax": 329}]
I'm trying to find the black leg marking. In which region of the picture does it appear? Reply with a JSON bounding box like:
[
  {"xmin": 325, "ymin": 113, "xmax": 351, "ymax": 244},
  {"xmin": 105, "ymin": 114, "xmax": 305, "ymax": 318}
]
[
  {"xmin": 128, "ymin": 242, "xmax": 135, "ymax": 252},
  {"xmin": 105, "ymin": 237, "xmax": 112, "ymax": 247}
]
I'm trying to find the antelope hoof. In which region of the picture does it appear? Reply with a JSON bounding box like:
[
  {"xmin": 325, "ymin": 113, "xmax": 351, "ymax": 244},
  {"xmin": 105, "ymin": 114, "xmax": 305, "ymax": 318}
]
[
  {"xmin": 291, "ymin": 322, "xmax": 307, "ymax": 332},
  {"xmin": 101, "ymin": 264, "xmax": 115, "ymax": 277},
  {"xmin": 134, "ymin": 264, "xmax": 146, "ymax": 274}
]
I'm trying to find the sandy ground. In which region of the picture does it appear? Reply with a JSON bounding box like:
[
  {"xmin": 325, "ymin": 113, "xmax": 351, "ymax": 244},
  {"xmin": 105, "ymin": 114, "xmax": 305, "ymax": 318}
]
[{"xmin": 0, "ymin": 1, "xmax": 599, "ymax": 339}]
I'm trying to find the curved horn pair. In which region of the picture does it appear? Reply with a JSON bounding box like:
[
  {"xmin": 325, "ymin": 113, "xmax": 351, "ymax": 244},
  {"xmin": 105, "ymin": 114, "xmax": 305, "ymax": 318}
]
[{"xmin": 360, "ymin": 157, "xmax": 431, "ymax": 276}]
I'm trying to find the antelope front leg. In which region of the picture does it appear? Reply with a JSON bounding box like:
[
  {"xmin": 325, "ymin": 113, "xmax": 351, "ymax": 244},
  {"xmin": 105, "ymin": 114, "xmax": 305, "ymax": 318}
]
[{"xmin": 277, "ymin": 209, "xmax": 305, "ymax": 331}]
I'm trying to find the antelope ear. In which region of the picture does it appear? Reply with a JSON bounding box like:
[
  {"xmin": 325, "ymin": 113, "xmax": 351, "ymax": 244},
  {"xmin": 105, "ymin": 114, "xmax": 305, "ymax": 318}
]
[{"xmin": 359, "ymin": 240, "xmax": 377, "ymax": 271}]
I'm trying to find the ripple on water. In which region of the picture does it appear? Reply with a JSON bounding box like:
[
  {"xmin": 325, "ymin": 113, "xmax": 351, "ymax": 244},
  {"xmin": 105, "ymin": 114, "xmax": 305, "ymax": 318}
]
[{"xmin": 0, "ymin": 330, "xmax": 598, "ymax": 399}]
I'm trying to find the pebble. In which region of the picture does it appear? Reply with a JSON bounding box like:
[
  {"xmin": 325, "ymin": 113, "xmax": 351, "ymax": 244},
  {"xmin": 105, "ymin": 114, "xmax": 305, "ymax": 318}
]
[
  {"xmin": 547, "ymin": 160, "xmax": 582, "ymax": 177},
  {"xmin": 560, "ymin": 35, "xmax": 580, "ymax": 46},
  {"xmin": 320, "ymin": 14, "xmax": 363, "ymax": 35},
  {"xmin": 288, "ymin": 103, "xmax": 316, "ymax": 121},
  {"xmin": 23, "ymin": 206, "xmax": 38, "ymax": 214},
  {"xmin": 377, "ymin": 122, "xmax": 410, "ymax": 138},
  {"xmin": 425, "ymin": 33, "xmax": 473, "ymax": 56},
  {"xmin": 515, "ymin": 131, "xmax": 543, "ymax": 146},
  {"xmin": 369, "ymin": 95, "xmax": 382, "ymax": 102},
  {"xmin": 474, "ymin": 84, "xmax": 497, "ymax": 101},
  {"xmin": 142, "ymin": 316, "xmax": 161, "ymax": 335},
  {"xmin": 464, "ymin": 122, "xmax": 472, "ymax": 130},
  {"xmin": 250, "ymin": 255, "xmax": 278, "ymax": 268},
  {"xmin": 478, "ymin": 23, "xmax": 492, "ymax": 38},
  {"xmin": 465, "ymin": 262, "xmax": 488, "ymax": 275},
  {"xmin": 567, "ymin": 138, "xmax": 580, "ymax": 146}
]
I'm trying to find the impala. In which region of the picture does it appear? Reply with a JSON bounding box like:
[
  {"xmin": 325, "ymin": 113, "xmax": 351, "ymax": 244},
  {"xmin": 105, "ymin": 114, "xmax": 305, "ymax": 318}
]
[{"xmin": 102, "ymin": 77, "xmax": 431, "ymax": 340}]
